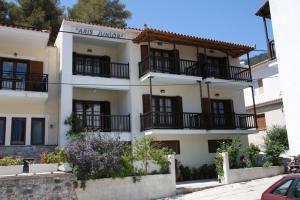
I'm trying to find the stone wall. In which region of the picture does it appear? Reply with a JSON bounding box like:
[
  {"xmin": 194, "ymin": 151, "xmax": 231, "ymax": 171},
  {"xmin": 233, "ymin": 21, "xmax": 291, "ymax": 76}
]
[
  {"xmin": 0, "ymin": 173, "xmax": 77, "ymax": 200},
  {"xmin": 0, "ymin": 145, "xmax": 57, "ymax": 161}
]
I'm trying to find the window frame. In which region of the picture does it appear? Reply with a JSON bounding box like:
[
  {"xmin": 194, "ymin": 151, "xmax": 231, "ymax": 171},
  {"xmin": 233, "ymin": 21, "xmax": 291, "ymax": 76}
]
[
  {"xmin": 31, "ymin": 118, "xmax": 45, "ymax": 145},
  {"xmin": 0, "ymin": 117, "xmax": 6, "ymax": 145},
  {"xmin": 152, "ymin": 140, "xmax": 180, "ymax": 154},
  {"xmin": 208, "ymin": 139, "xmax": 232, "ymax": 153},
  {"xmin": 11, "ymin": 117, "xmax": 26, "ymax": 145}
]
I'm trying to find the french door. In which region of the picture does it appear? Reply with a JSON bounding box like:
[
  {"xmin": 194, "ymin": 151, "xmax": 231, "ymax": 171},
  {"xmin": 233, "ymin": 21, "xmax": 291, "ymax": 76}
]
[
  {"xmin": 211, "ymin": 99, "xmax": 234, "ymax": 128},
  {"xmin": 1, "ymin": 59, "xmax": 28, "ymax": 90},
  {"xmin": 150, "ymin": 49, "xmax": 172, "ymax": 73},
  {"xmin": 73, "ymin": 100, "xmax": 110, "ymax": 131}
]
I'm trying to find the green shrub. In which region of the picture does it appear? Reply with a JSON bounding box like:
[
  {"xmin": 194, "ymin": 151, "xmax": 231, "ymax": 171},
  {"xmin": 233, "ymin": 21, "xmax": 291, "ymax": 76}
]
[
  {"xmin": 133, "ymin": 137, "xmax": 171, "ymax": 174},
  {"xmin": 64, "ymin": 113, "xmax": 85, "ymax": 137},
  {"xmin": 177, "ymin": 164, "xmax": 217, "ymax": 181},
  {"xmin": 262, "ymin": 161, "xmax": 272, "ymax": 168},
  {"xmin": 264, "ymin": 126, "xmax": 289, "ymax": 165},
  {"xmin": 215, "ymin": 150, "xmax": 224, "ymax": 176},
  {"xmin": 40, "ymin": 147, "xmax": 67, "ymax": 164},
  {"xmin": 0, "ymin": 157, "xmax": 23, "ymax": 166},
  {"xmin": 245, "ymin": 143, "xmax": 260, "ymax": 167},
  {"xmin": 217, "ymin": 137, "xmax": 241, "ymax": 169}
]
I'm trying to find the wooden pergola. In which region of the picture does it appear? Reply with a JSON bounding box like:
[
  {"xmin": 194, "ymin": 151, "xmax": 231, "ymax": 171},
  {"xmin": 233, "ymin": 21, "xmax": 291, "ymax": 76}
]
[{"xmin": 133, "ymin": 27, "xmax": 255, "ymax": 58}]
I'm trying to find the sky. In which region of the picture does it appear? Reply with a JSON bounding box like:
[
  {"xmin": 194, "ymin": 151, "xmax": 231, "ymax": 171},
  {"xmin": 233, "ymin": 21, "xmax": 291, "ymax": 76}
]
[{"xmin": 61, "ymin": 0, "xmax": 271, "ymax": 57}]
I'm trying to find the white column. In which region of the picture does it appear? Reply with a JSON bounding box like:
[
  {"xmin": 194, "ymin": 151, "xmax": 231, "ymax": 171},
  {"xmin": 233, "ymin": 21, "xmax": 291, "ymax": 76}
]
[
  {"xmin": 269, "ymin": 0, "xmax": 300, "ymax": 155},
  {"xmin": 58, "ymin": 32, "xmax": 73, "ymax": 147},
  {"xmin": 222, "ymin": 152, "xmax": 230, "ymax": 184},
  {"xmin": 25, "ymin": 116, "xmax": 31, "ymax": 145},
  {"xmin": 5, "ymin": 117, "xmax": 11, "ymax": 145}
]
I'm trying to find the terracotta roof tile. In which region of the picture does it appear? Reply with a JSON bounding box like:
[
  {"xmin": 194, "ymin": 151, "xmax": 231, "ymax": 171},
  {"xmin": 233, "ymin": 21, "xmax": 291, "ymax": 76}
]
[{"xmin": 246, "ymin": 98, "xmax": 282, "ymax": 110}]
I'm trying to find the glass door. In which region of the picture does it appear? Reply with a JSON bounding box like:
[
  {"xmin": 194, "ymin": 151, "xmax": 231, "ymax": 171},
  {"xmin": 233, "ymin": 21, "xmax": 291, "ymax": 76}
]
[
  {"xmin": 2, "ymin": 61, "xmax": 13, "ymax": 89},
  {"xmin": 16, "ymin": 63, "xmax": 28, "ymax": 90}
]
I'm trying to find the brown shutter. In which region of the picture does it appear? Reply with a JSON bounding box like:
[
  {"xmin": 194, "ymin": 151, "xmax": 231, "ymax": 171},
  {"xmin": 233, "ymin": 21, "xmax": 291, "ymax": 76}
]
[
  {"xmin": 257, "ymin": 114, "xmax": 266, "ymax": 130},
  {"xmin": 102, "ymin": 56, "xmax": 111, "ymax": 77},
  {"xmin": 141, "ymin": 45, "xmax": 149, "ymax": 60},
  {"xmin": 198, "ymin": 53, "xmax": 206, "ymax": 67},
  {"xmin": 29, "ymin": 61, "xmax": 44, "ymax": 91},
  {"xmin": 224, "ymin": 100, "xmax": 234, "ymax": 113},
  {"xmin": 224, "ymin": 100, "xmax": 235, "ymax": 128},
  {"xmin": 201, "ymin": 98, "xmax": 211, "ymax": 113},
  {"xmin": 102, "ymin": 101, "xmax": 111, "ymax": 131},
  {"xmin": 170, "ymin": 49, "xmax": 180, "ymax": 74},
  {"xmin": 142, "ymin": 94, "xmax": 151, "ymax": 113},
  {"xmin": 173, "ymin": 96, "xmax": 183, "ymax": 128}
]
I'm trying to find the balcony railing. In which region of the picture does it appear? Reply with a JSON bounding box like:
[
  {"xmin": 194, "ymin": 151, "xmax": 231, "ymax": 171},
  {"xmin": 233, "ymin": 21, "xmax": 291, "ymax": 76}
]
[
  {"xmin": 0, "ymin": 71, "xmax": 48, "ymax": 92},
  {"xmin": 75, "ymin": 112, "xmax": 131, "ymax": 132},
  {"xmin": 138, "ymin": 56, "xmax": 199, "ymax": 78},
  {"xmin": 140, "ymin": 112, "xmax": 256, "ymax": 131},
  {"xmin": 138, "ymin": 56, "xmax": 252, "ymax": 82},
  {"xmin": 73, "ymin": 61, "xmax": 129, "ymax": 79},
  {"xmin": 203, "ymin": 63, "xmax": 252, "ymax": 82}
]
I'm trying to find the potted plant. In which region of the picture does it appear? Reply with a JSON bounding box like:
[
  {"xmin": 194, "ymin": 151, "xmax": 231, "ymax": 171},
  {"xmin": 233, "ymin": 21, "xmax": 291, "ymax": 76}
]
[{"xmin": 0, "ymin": 156, "xmax": 23, "ymax": 176}]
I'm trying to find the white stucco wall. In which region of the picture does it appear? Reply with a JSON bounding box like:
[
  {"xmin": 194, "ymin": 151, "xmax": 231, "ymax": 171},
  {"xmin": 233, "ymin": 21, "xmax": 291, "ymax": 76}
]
[{"xmin": 269, "ymin": 0, "xmax": 300, "ymax": 155}]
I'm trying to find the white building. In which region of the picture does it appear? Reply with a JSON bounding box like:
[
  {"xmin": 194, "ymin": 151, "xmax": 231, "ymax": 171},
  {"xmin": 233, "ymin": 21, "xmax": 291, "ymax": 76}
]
[
  {"xmin": 0, "ymin": 24, "xmax": 59, "ymax": 159},
  {"xmin": 54, "ymin": 19, "xmax": 257, "ymax": 168},
  {"xmin": 244, "ymin": 2, "xmax": 286, "ymax": 148},
  {"xmin": 267, "ymin": 0, "xmax": 300, "ymax": 156}
]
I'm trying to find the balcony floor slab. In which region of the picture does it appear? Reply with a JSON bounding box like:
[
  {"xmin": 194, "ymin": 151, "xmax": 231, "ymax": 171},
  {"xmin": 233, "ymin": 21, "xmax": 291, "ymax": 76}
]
[
  {"xmin": 140, "ymin": 72, "xmax": 202, "ymax": 84},
  {"xmin": 0, "ymin": 90, "xmax": 48, "ymax": 103},
  {"xmin": 144, "ymin": 129, "xmax": 257, "ymax": 136}
]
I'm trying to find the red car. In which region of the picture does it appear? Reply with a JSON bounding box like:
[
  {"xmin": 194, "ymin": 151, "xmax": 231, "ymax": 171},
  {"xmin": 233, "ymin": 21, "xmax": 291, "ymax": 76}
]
[{"xmin": 261, "ymin": 174, "xmax": 300, "ymax": 200}]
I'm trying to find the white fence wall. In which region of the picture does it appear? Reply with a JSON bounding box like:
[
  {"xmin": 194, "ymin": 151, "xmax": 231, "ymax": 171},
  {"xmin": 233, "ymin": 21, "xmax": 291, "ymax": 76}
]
[{"xmin": 222, "ymin": 152, "xmax": 284, "ymax": 184}]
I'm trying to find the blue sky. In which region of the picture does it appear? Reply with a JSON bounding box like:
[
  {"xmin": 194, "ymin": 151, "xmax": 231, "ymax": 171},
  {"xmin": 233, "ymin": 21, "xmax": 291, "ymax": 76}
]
[{"xmin": 61, "ymin": 0, "xmax": 271, "ymax": 57}]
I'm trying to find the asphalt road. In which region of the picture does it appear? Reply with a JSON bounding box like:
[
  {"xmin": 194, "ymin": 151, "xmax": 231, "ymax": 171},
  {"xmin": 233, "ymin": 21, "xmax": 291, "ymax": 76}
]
[{"xmin": 165, "ymin": 175, "xmax": 285, "ymax": 200}]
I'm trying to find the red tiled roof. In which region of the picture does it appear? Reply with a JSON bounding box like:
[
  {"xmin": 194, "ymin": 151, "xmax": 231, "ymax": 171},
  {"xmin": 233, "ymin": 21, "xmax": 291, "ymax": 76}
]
[{"xmin": 246, "ymin": 98, "xmax": 282, "ymax": 110}]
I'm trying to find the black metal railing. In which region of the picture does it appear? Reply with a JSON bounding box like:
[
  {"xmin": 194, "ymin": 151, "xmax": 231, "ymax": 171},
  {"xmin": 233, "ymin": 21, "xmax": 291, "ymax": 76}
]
[
  {"xmin": 75, "ymin": 112, "xmax": 131, "ymax": 132},
  {"xmin": 138, "ymin": 56, "xmax": 199, "ymax": 77},
  {"xmin": 202, "ymin": 63, "xmax": 252, "ymax": 82},
  {"xmin": 73, "ymin": 60, "xmax": 129, "ymax": 79},
  {"xmin": 138, "ymin": 55, "xmax": 251, "ymax": 82},
  {"xmin": 0, "ymin": 71, "xmax": 48, "ymax": 92},
  {"xmin": 140, "ymin": 112, "xmax": 256, "ymax": 131}
]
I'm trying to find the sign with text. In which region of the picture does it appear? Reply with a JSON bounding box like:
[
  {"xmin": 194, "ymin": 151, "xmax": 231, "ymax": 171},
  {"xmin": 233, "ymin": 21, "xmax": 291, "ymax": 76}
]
[{"xmin": 74, "ymin": 27, "xmax": 125, "ymax": 39}]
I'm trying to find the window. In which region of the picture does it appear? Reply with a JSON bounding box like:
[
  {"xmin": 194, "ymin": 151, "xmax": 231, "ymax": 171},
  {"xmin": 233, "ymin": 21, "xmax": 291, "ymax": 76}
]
[
  {"xmin": 11, "ymin": 118, "xmax": 26, "ymax": 145},
  {"xmin": 208, "ymin": 139, "xmax": 232, "ymax": 153},
  {"xmin": 271, "ymin": 179, "xmax": 294, "ymax": 196},
  {"xmin": 258, "ymin": 79, "xmax": 264, "ymax": 94},
  {"xmin": 0, "ymin": 118, "xmax": 5, "ymax": 145},
  {"xmin": 1, "ymin": 58, "xmax": 28, "ymax": 90},
  {"xmin": 293, "ymin": 180, "xmax": 300, "ymax": 198},
  {"xmin": 152, "ymin": 140, "xmax": 180, "ymax": 154},
  {"xmin": 257, "ymin": 113, "xmax": 266, "ymax": 130},
  {"xmin": 31, "ymin": 118, "xmax": 45, "ymax": 145}
]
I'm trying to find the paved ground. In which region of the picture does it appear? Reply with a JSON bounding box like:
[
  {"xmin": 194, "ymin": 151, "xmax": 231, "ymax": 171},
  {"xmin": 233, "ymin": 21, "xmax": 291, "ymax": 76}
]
[{"xmin": 165, "ymin": 175, "xmax": 285, "ymax": 200}]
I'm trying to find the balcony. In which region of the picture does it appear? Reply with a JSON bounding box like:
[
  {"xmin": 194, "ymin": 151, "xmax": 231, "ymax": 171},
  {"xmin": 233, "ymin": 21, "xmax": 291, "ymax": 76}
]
[
  {"xmin": 75, "ymin": 112, "xmax": 131, "ymax": 132},
  {"xmin": 0, "ymin": 71, "xmax": 48, "ymax": 102},
  {"xmin": 73, "ymin": 60, "xmax": 129, "ymax": 79},
  {"xmin": 140, "ymin": 111, "xmax": 256, "ymax": 131},
  {"xmin": 138, "ymin": 56, "xmax": 252, "ymax": 82},
  {"xmin": 139, "ymin": 55, "xmax": 200, "ymax": 78}
]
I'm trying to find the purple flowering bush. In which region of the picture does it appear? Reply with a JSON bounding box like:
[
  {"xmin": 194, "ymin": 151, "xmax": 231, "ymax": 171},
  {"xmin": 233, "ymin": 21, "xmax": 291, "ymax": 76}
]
[{"xmin": 65, "ymin": 134, "xmax": 131, "ymax": 180}]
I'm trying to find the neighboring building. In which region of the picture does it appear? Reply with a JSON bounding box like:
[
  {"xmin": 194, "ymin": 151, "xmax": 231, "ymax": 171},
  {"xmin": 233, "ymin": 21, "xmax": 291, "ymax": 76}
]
[
  {"xmin": 267, "ymin": 0, "xmax": 300, "ymax": 156},
  {"xmin": 54, "ymin": 19, "xmax": 257, "ymax": 168},
  {"xmin": 244, "ymin": 1, "xmax": 286, "ymax": 148},
  {"xmin": 0, "ymin": 24, "xmax": 59, "ymax": 159}
]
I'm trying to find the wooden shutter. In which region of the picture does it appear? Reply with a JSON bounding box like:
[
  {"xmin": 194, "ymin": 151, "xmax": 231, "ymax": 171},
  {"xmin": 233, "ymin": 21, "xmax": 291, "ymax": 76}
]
[
  {"xmin": 29, "ymin": 61, "xmax": 44, "ymax": 91},
  {"xmin": 224, "ymin": 100, "xmax": 234, "ymax": 113},
  {"xmin": 102, "ymin": 101, "xmax": 111, "ymax": 131},
  {"xmin": 173, "ymin": 96, "xmax": 183, "ymax": 128},
  {"xmin": 257, "ymin": 114, "xmax": 266, "ymax": 130},
  {"xmin": 223, "ymin": 99, "xmax": 235, "ymax": 128},
  {"xmin": 170, "ymin": 49, "xmax": 180, "ymax": 74},
  {"xmin": 142, "ymin": 94, "xmax": 151, "ymax": 113},
  {"xmin": 102, "ymin": 56, "xmax": 111, "ymax": 77},
  {"xmin": 201, "ymin": 98, "xmax": 211, "ymax": 113},
  {"xmin": 141, "ymin": 45, "xmax": 149, "ymax": 60}
]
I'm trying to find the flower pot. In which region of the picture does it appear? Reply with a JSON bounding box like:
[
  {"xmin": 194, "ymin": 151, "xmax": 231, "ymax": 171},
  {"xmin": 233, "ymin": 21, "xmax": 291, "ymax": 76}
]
[
  {"xmin": 0, "ymin": 165, "xmax": 24, "ymax": 176},
  {"xmin": 58, "ymin": 163, "xmax": 72, "ymax": 172},
  {"xmin": 29, "ymin": 163, "xmax": 58, "ymax": 173}
]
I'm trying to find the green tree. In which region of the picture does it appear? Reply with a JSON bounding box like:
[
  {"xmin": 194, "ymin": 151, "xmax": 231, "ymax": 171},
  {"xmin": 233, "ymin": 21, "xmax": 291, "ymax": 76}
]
[
  {"xmin": 68, "ymin": 0, "xmax": 131, "ymax": 27},
  {"xmin": 264, "ymin": 126, "xmax": 289, "ymax": 165},
  {"xmin": 5, "ymin": 0, "xmax": 64, "ymax": 43},
  {"xmin": 0, "ymin": 0, "xmax": 9, "ymax": 22},
  {"xmin": 245, "ymin": 143, "xmax": 260, "ymax": 167}
]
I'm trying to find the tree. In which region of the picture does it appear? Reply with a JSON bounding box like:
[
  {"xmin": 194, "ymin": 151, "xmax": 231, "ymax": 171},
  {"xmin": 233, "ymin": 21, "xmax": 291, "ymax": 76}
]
[
  {"xmin": 68, "ymin": 0, "xmax": 131, "ymax": 27},
  {"xmin": 0, "ymin": 0, "xmax": 9, "ymax": 22},
  {"xmin": 3, "ymin": 0, "xmax": 64, "ymax": 43},
  {"xmin": 264, "ymin": 126, "xmax": 289, "ymax": 165}
]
